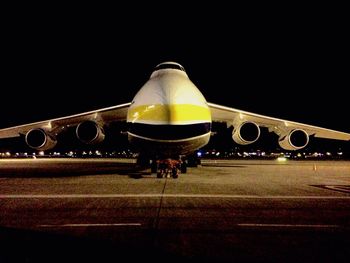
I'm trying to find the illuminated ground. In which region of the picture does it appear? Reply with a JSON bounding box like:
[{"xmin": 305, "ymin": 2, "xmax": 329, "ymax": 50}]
[{"xmin": 0, "ymin": 158, "xmax": 350, "ymax": 263}]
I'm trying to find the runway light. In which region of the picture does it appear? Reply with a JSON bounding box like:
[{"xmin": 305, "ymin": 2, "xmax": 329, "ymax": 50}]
[{"xmin": 277, "ymin": 157, "xmax": 287, "ymax": 162}]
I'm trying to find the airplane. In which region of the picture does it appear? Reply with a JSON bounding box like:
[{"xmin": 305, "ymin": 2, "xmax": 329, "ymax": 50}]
[{"xmin": 0, "ymin": 61, "xmax": 349, "ymax": 178}]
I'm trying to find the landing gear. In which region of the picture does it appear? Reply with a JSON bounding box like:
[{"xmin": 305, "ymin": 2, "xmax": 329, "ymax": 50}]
[
  {"xmin": 153, "ymin": 158, "xmax": 183, "ymax": 179},
  {"xmin": 180, "ymin": 162, "xmax": 187, "ymax": 174},
  {"xmin": 151, "ymin": 160, "xmax": 157, "ymax": 173}
]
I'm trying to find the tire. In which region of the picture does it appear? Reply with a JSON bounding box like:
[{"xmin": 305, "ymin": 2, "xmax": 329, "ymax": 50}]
[
  {"xmin": 172, "ymin": 168, "xmax": 178, "ymax": 178},
  {"xmin": 180, "ymin": 163, "xmax": 187, "ymax": 173},
  {"xmin": 151, "ymin": 161, "xmax": 157, "ymax": 173}
]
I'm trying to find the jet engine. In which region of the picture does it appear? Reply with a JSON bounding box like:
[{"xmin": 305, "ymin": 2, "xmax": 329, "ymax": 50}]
[
  {"xmin": 278, "ymin": 129, "xmax": 309, "ymax": 150},
  {"xmin": 25, "ymin": 128, "xmax": 57, "ymax": 150},
  {"xmin": 76, "ymin": 121, "xmax": 105, "ymax": 144},
  {"xmin": 232, "ymin": 121, "xmax": 261, "ymax": 145}
]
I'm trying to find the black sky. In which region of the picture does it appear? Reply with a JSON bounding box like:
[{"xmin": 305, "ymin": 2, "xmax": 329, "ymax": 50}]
[{"xmin": 1, "ymin": 7, "xmax": 349, "ymax": 134}]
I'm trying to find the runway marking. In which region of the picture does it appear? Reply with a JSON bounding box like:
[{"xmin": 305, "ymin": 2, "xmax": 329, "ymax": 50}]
[
  {"xmin": 39, "ymin": 223, "xmax": 142, "ymax": 227},
  {"xmin": 237, "ymin": 223, "xmax": 341, "ymax": 229},
  {"xmin": 1, "ymin": 194, "xmax": 350, "ymax": 199}
]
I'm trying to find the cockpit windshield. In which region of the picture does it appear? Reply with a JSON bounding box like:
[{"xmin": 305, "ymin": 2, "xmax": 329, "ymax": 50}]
[{"xmin": 153, "ymin": 62, "xmax": 186, "ymax": 72}]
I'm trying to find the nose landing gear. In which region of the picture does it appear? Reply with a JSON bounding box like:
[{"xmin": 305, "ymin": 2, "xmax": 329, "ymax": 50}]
[{"xmin": 152, "ymin": 158, "xmax": 184, "ymax": 179}]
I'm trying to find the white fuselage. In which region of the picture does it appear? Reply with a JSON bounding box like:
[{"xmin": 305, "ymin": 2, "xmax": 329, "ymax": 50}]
[{"xmin": 126, "ymin": 64, "xmax": 212, "ymax": 157}]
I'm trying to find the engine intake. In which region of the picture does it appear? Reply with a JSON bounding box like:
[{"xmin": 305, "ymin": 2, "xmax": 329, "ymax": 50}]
[
  {"xmin": 232, "ymin": 121, "xmax": 260, "ymax": 145},
  {"xmin": 25, "ymin": 128, "xmax": 57, "ymax": 150},
  {"xmin": 76, "ymin": 121, "xmax": 105, "ymax": 144},
  {"xmin": 278, "ymin": 129, "xmax": 309, "ymax": 150}
]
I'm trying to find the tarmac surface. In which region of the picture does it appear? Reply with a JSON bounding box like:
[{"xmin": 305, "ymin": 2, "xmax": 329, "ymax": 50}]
[{"xmin": 0, "ymin": 158, "xmax": 350, "ymax": 263}]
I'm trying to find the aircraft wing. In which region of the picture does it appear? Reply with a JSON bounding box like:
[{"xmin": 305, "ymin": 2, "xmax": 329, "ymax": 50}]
[
  {"xmin": 0, "ymin": 103, "xmax": 131, "ymax": 139},
  {"xmin": 208, "ymin": 102, "xmax": 350, "ymax": 141}
]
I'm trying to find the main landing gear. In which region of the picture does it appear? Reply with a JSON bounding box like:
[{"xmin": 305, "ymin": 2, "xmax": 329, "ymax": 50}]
[{"xmin": 151, "ymin": 158, "xmax": 187, "ymax": 179}]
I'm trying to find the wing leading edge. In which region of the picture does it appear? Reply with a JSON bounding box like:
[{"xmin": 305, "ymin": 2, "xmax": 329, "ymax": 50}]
[
  {"xmin": 0, "ymin": 103, "xmax": 131, "ymax": 139},
  {"xmin": 208, "ymin": 102, "xmax": 350, "ymax": 141}
]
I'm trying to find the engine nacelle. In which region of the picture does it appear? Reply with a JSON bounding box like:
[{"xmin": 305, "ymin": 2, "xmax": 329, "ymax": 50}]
[
  {"xmin": 76, "ymin": 121, "xmax": 105, "ymax": 144},
  {"xmin": 232, "ymin": 121, "xmax": 261, "ymax": 145},
  {"xmin": 25, "ymin": 128, "xmax": 57, "ymax": 151},
  {"xmin": 278, "ymin": 129, "xmax": 309, "ymax": 150}
]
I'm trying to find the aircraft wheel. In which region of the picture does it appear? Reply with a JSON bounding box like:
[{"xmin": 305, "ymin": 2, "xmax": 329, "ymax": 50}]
[
  {"xmin": 172, "ymin": 168, "xmax": 178, "ymax": 178},
  {"xmin": 180, "ymin": 163, "xmax": 187, "ymax": 173},
  {"xmin": 151, "ymin": 161, "xmax": 157, "ymax": 173}
]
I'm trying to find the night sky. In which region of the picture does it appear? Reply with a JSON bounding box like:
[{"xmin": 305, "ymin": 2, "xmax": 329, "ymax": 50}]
[{"xmin": 1, "ymin": 8, "xmax": 349, "ymax": 137}]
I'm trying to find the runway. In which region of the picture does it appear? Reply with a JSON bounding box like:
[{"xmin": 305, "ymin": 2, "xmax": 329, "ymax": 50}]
[{"xmin": 1, "ymin": 158, "xmax": 350, "ymax": 262}]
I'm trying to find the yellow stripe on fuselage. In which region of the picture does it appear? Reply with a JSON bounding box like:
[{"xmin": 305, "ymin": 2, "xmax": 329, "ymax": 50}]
[{"xmin": 127, "ymin": 104, "xmax": 211, "ymax": 124}]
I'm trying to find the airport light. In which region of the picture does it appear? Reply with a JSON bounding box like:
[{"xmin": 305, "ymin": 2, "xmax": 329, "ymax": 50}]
[{"xmin": 277, "ymin": 156, "xmax": 287, "ymax": 162}]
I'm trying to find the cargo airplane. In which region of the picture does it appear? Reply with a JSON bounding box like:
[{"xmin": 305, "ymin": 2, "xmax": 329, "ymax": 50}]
[{"xmin": 1, "ymin": 62, "xmax": 349, "ymax": 177}]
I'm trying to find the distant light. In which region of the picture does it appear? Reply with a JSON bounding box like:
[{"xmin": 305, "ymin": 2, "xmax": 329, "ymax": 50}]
[
  {"xmin": 277, "ymin": 157, "xmax": 287, "ymax": 162},
  {"xmin": 337, "ymin": 152, "xmax": 343, "ymax": 156},
  {"xmin": 5, "ymin": 152, "xmax": 11, "ymax": 157},
  {"xmin": 39, "ymin": 151, "xmax": 45, "ymax": 156},
  {"xmin": 326, "ymin": 152, "xmax": 332, "ymax": 156},
  {"xmin": 197, "ymin": 151, "xmax": 202, "ymax": 157}
]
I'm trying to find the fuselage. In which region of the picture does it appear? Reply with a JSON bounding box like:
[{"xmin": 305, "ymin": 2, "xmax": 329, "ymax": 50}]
[{"xmin": 126, "ymin": 62, "xmax": 212, "ymax": 157}]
